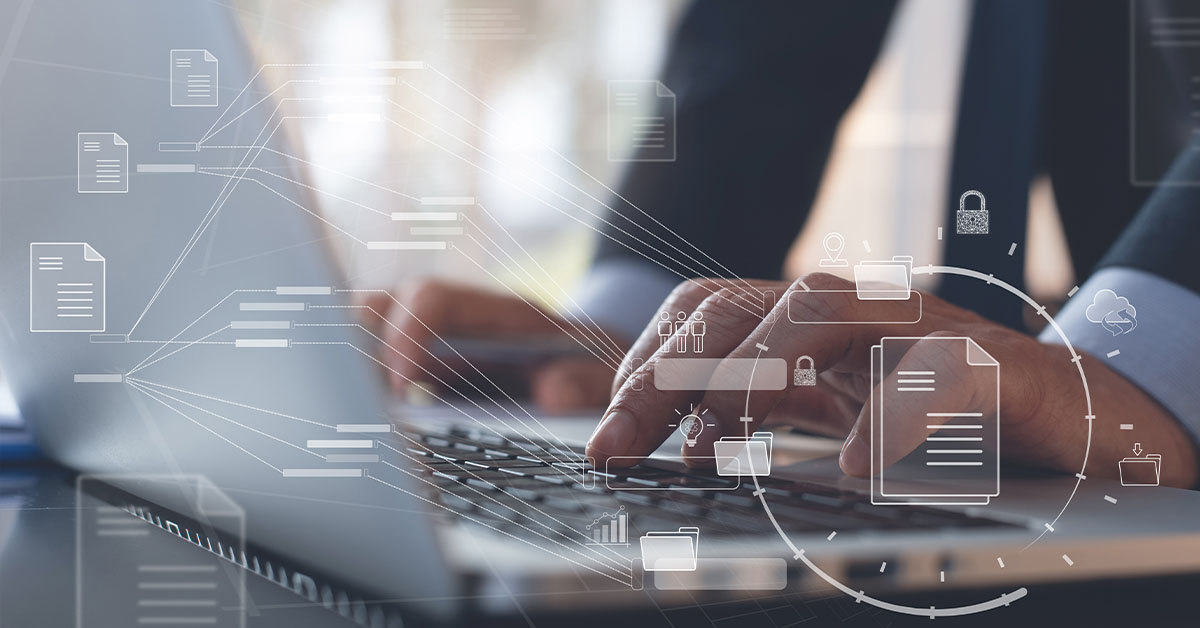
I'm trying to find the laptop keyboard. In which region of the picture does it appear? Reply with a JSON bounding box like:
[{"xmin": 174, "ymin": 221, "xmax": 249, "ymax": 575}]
[{"xmin": 397, "ymin": 425, "xmax": 1021, "ymax": 540}]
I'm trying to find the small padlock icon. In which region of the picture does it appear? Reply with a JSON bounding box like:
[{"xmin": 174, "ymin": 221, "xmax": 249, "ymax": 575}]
[
  {"xmin": 793, "ymin": 356, "xmax": 816, "ymax": 387},
  {"xmin": 956, "ymin": 190, "xmax": 989, "ymax": 235}
]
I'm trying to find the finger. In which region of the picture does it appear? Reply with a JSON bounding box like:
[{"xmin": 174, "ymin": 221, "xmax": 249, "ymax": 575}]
[
  {"xmin": 691, "ymin": 273, "xmax": 957, "ymax": 458},
  {"xmin": 588, "ymin": 284, "xmax": 774, "ymax": 467},
  {"xmin": 839, "ymin": 333, "xmax": 999, "ymax": 480},
  {"xmin": 759, "ymin": 380, "xmax": 861, "ymax": 439},
  {"xmin": 529, "ymin": 358, "xmax": 615, "ymax": 413},
  {"xmin": 611, "ymin": 278, "xmax": 783, "ymax": 399}
]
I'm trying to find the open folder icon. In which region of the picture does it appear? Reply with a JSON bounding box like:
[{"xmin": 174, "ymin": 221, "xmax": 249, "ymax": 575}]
[
  {"xmin": 713, "ymin": 432, "xmax": 773, "ymax": 477},
  {"xmin": 854, "ymin": 256, "xmax": 912, "ymax": 300},
  {"xmin": 640, "ymin": 527, "xmax": 699, "ymax": 572},
  {"xmin": 1119, "ymin": 454, "xmax": 1162, "ymax": 487}
]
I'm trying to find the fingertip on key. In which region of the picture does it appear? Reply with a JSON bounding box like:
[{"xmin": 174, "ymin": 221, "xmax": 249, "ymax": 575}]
[
  {"xmin": 586, "ymin": 410, "xmax": 638, "ymax": 467},
  {"xmin": 839, "ymin": 432, "xmax": 870, "ymax": 477}
]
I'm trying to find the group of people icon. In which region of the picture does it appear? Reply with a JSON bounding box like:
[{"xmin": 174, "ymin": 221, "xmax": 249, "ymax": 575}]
[{"xmin": 658, "ymin": 311, "xmax": 707, "ymax": 353}]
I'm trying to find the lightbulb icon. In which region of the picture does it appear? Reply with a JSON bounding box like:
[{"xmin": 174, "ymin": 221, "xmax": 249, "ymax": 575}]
[
  {"xmin": 671, "ymin": 404, "xmax": 710, "ymax": 448},
  {"xmin": 678, "ymin": 413, "xmax": 703, "ymax": 447}
]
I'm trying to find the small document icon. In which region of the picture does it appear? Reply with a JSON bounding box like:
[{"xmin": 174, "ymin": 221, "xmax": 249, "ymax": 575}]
[
  {"xmin": 30, "ymin": 243, "xmax": 106, "ymax": 332},
  {"xmin": 640, "ymin": 527, "xmax": 699, "ymax": 572},
  {"xmin": 714, "ymin": 432, "xmax": 773, "ymax": 477},
  {"xmin": 77, "ymin": 132, "xmax": 128, "ymax": 193},
  {"xmin": 607, "ymin": 80, "xmax": 676, "ymax": 162},
  {"xmin": 171, "ymin": 49, "xmax": 219, "ymax": 107},
  {"xmin": 871, "ymin": 336, "xmax": 1000, "ymax": 505}
]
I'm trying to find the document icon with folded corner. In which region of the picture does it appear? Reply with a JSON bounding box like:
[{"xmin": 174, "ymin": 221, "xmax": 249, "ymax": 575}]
[
  {"xmin": 30, "ymin": 243, "xmax": 106, "ymax": 332},
  {"xmin": 714, "ymin": 432, "xmax": 773, "ymax": 477},
  {"xmin": 78, "ymin": 474, "xmax": 246, "ymax": 628},
  {"xmin": 871, "ymin": 336, "xmax": 1000, "ymax": 506},
  {"xmin": 1119, "ymin": 454, "xmax": 1161, "ymax": 487},
  {"xmin": 77, "ymin": 132, "xmax": 128, "ymax": 193},
  {"xmin": 171, "ymin": 49, "xmax": 219, "ymax": 107},
  {"xmin": 854, "ymin": 256, "xmax": 912, "ymax": 300},
  {"xmin": 640, "ymin": 527, "xmax": 699, "ymax": 572},
  {"xmin": 607, "ymin": 80, "xmax": 676, "ymax": 162}
]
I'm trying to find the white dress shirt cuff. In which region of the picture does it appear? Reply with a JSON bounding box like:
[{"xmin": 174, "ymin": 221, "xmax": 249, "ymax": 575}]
[
  {"xmin": 1039, "ymin": 267, "xmax": 1200, "ymax": 442},
  {"xmin": 567, "ymin": 258, "xmax": 681, "ymax": 346}
]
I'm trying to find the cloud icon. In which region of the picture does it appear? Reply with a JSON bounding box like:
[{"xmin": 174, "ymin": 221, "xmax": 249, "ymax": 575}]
[{"xmin": 1085, "ymin": 289, "xmax": 1137, "ymax": 336}]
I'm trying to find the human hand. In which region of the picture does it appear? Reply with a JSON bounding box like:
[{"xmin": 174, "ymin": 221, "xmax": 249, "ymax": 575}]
[
  {"xmin": 359, "ymin": 279, "xmax": 624, "ymax": 412},
  {"xmin": 586, "ymin": 274, "xmax": 1198, "ymax": 488}
]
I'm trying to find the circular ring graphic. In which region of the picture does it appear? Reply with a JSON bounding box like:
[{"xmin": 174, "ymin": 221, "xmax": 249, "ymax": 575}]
[{"xmin": 740, "ymin": 264, "xmax": 1092, "ymax": 617}]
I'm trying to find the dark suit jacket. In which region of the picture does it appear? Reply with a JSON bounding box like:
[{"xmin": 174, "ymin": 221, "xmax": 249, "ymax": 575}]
[{"xmin": 593, "ymin": 0, "xmax": 1196, "ymax": 331}]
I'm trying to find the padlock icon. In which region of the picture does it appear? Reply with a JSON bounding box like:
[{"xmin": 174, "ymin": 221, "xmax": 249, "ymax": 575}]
[
  {"xmin": 956, "ymin": 190, "xmax": 988, "ymax": 235},
  {"xmin": 793, "ymin": 356, "xmax": 816, "ymax": 387}
]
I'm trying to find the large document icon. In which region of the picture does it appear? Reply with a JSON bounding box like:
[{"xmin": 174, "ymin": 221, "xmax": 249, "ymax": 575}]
[
  {"xmin": 171, "ymin": 49, "xmax": 219, "ymax": 107},
  {"xmin": 607, "ymin": 80, "xmax": 676, "ymax": 162},
  {"xmin": 870, "ymin": 337, "xmax": 1000, "ymax": 505},
  {"xmin": 77, "ymin": 132, "xmax": 128, "ymax": 193},
  {"xmin": 30, "ymin": 242, "xmax": 106, "ymax": 332},
  {"xmin": 77, "ymin": 475, "xmax": 246, "ymax": 628}
]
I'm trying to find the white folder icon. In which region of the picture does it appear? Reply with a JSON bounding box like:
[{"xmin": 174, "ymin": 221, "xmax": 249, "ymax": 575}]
[
  {"xmin": 854, "ymin": 256, "xmax": 912, "ymax": 300},
  {"xmin": 713, "ymin": 432, "xmax": 773, "ymax": 477},
  {"xmin": 640, "ymin": 527, "xmax": 699, "ymax": 572},
  {"xmin": 1118, "ymin": 454, "xmax": 1162, "ymax": 487}
]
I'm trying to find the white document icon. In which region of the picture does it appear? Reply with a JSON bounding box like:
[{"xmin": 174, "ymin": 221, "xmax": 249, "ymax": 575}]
[
  {"xmin": 714, "ymin": 432, "xmax": 773, "ymax": 477},
  {"xmin": 640, "ymin": 527, "xmax": 699, "ymax": 572},
  {"xmin": 607, "ymin": 80, "xmax": 676, "ymax": 162},
  {"xmin": 77, "ymin": 132, "xmax": 128, "ymax": 193},
  {"xmin": 30, "ymin": 243, "xmax": 106, "ymax": 332},
  {"xmin": 171, "ymin": 49, "xmax": 219, "ymax": 107},
  {"xmin": 854, "ymin": 256, "xmax": 912, "ymax": 301},
  {"xmin": 871, "ymin": 336, "xmax": 1000, "ymax": 505}
]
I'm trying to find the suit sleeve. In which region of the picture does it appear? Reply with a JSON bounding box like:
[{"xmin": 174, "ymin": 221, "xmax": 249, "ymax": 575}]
[{"xmin": 591, "ymin": 0, "xmax": 899, "ymax": 282}]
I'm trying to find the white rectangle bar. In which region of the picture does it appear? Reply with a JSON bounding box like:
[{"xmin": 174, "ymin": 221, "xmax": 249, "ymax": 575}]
[
  {"xmin": 318, "ymin": 76, "xmax": 397, "ymax": 86},
  {"xmin": 926, "ymin": 461, "xmax": 984, "ymax": 466},
  {"xmin": 158, "ymin": 142, "xmax": 199, "ymax": 152},
  {"xmin": 74, "ymin": 373, "xmax": 123, "ymax": 383},
  {"xmin": 324, "ymin": 454, "xmax": 380, "ymax": 463},
  {"xmin": 275, "ymin": 286, "xmax": 331, "ymax": 296},
  {"xmin": 367, "ymin": 60, "xmax": 425, "ymax": 70},
  {"xmin": 391, "ymin": 211, "xmax": 459, "ymax": 221},
  {"xmin": 655, "ymin": 358, "xmax": 787, "ymax": 391},
  {"xmin": 307, "ymin": 439, "xmax": 374, "ymax": 449},
  {"xmin": 327, "ymin": 113, "xmax": 382, "ymax": 122},
  {"xmin": 281, "ymin": 468, "xmax": 363, "ymax": 478},
  {"xmin": 239, "ymin": 302, "xmax": 305, "ymax": 311},
  {"xmin": 89, "ymin": 333, "xmax": 129, "ymax": 343},
  {"xmin": 136, "ymin": 164, "xmax": 196, "ymax": 173},
  {"xmin": 235, "ymin": 339, "xmax": 288, "ymax": 348},
  {"xmin": 1120, "ymin": 423, "xmax": 1134, "ymax": 430},
  {"xmin": 419, "ymin": 196, "xmax": 475, "ymax": 206},
  {"xmin": 409, "ymin": 226, "xmax": 464, "ymax": 236},
  {"xmin": 366, "ymin": 241, "xmax": 447, "ymax": 250},
  {"xmin": 336, "ymin": 423, "xmax": 392, "ymax": 433},
  {"xmin": 230, "ymin": 320, "xmax": 290, "ymax": 330},
  {"xmin": 321, "ymin": 95, "xmax": 385, "ymax": 104}
]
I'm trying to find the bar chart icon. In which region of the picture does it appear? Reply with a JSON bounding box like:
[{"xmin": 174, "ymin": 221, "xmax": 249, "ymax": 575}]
[{"xmin": 586, "ymin": 507, "xmax": 629, "ymax": 546}]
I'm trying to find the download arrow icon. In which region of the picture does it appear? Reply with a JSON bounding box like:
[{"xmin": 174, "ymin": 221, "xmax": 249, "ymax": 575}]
[{"xmin": 1133, "ymin": 443, "xmax": 1143, "ymax": 456}]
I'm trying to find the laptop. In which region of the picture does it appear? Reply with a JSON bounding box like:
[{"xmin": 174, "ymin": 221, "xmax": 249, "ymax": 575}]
[{"xmin": 3, "ymin": 1, "xmax": 1200, "ymax": 625}]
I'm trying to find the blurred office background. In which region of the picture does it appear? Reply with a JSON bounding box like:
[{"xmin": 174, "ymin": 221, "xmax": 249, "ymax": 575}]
[{"xmin": 233, "ymin": 0, "xmax": 1074, "ymax": 320}]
